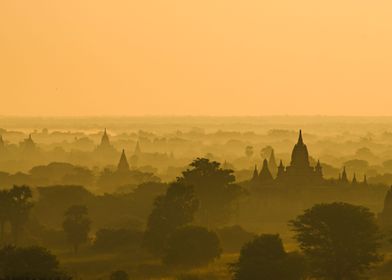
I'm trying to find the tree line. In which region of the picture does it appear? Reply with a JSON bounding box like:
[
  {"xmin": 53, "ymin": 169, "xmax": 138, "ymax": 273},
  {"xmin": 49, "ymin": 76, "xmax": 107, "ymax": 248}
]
[{"xmin": 0, "ymin": 158, "xmax": 388, "ymax": 279}]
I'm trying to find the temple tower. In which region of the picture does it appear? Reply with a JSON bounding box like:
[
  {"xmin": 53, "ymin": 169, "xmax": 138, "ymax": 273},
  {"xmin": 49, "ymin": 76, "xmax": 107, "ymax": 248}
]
[
  {"xmin": 315, "ymin": 160, "xmax": 323, "ymax": 178},
  {"xmin": 277, "ymin": 160, "xmax": 285, "ymax": 178},
  {"xmin": 259, "ymin": 159, "xmax": 273, "ymax": 183},
  {"xmin": 252, "ymin": 165, "xmax": 259, "ymax": 181},
  {"xmin": 341, "ymin": 167, "xmax": 349, "ymax": 183},
  {"xmin": 268, "ymin": 149, "xmax": 278, "ymax": 177},
  {"xmin": 100, "ymin": 128, "xmax": 111, "ymax": 148},
  {"xmin": 290, "ymin": 130, "xmax": 310, "ymax": 168},
  {"xmin": 117, "ymin": 149, "xmax": 130, "ymax": 172}
]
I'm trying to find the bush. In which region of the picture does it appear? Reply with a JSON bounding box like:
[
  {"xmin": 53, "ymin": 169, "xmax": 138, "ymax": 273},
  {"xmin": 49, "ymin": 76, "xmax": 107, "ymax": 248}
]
[
  {"xmin": 230, "ymin": 234, "xmax": 306, "ymax": 280},
  {"xmin": 0, "ymin": 246, "xmax": 68, "ymax": 279},
  {"xmin": 163, "ymin": 225, "xmax": 221, "ymax": 268}
]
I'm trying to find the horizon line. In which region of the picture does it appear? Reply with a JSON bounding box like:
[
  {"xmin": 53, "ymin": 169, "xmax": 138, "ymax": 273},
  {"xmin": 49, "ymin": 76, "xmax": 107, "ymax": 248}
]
[{"xmin": 2, "ymin": 114, "xmax": 392, "ymax": 118}]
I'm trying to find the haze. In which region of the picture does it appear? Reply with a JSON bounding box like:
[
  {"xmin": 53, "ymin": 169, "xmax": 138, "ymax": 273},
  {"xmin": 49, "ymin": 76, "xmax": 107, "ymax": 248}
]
[{"xmin": 1, "ymin": 1, "xmax": 392, "ymax": 116}]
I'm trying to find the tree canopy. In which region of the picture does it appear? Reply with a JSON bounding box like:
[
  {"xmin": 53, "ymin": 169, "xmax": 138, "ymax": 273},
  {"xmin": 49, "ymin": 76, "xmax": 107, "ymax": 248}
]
[
  {"xmin": 143, "ymin": 182, "xmax": 198, "ymax": 255},
  {"xmin": 0, "ymin": 246, "xmax": 68, "ymax": 279},
  {"xmin": 290, "ymin": 202, "xmax": 382, "ymax": 280},
  {"xmin": 230, "ymin": 234, "xmax": 306, "ymax": 280},
  {"xmin": 178, "ymin": 158, "xmax": 243, "ymax": 226},
  {"xmin": 62, "ymin": 204, "xmax": 91, "ymax": 253},
  {"xmin": 0, "ymin": 185, "xmax": 33, "ymax": 244}
]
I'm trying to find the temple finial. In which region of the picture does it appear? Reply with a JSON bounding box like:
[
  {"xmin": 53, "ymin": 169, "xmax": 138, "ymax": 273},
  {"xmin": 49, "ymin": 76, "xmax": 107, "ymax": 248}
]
[{"xmin": 298, "ymin": 130, "xmax": 303, "ymax": 144}]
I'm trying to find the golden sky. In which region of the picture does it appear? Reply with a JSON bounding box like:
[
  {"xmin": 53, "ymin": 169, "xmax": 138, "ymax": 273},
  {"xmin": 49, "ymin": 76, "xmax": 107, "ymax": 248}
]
[{"xmin": 1, "ymin": 1, "xmax": 392, "ymax": 116}]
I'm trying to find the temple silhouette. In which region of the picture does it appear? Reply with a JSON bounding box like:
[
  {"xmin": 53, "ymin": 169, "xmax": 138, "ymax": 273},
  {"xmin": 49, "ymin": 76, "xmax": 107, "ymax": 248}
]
[
  {"xmin": 117, "ymin": 149, "xmax": 130, "ymax": 173},
  {"xmin": 95, "ymin": 129, "xmax": 117, "ymax": 156},
  {"xmin": 251, "ymin": 130, "xmax": 365, "ymax": 188}
]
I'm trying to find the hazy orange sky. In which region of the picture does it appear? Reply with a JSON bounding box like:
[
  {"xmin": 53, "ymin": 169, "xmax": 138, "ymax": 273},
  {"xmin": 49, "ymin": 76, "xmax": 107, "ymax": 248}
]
[{"xmin": 1, "ymin": 1, "xmax": 392, "ymax": 116}]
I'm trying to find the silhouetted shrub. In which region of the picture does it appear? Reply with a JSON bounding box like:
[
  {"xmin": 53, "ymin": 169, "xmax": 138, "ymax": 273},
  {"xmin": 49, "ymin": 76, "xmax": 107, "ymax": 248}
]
[
  {"xmin": 230, "ymin": 234, "xmax": 306, "ymax": 280},
  {"xmin": 0, "ymin": 245, "xmax": 69, "ymax": 279},
  {"xmin": 163, "ymin": 225, "xmax": 221, "ymax": 268}
]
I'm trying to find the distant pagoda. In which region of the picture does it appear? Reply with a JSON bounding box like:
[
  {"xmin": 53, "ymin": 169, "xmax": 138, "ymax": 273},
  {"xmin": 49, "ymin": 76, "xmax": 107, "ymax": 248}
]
[
  {"xmin": 275, "ymin": 130, "xmax": 323, "ymax": 186},
  {"xmin": 95, "ymin": 129, "xmax": 117, "ymax": 156},
  {"xmin": 252, "ymin": 130, "xmax": 324, "ymax": 187},
  {"xmin": 20, "ymin": 134, "xmax": 37, "ymax": 153},
  {"xmin": 100, "ymin": 128, "xmax": 110, "ymax": 148},
  {"xmin": 117, "ymin": 149, "xmax": 130, "ymax": 172},
  {"xmin": 97, "ymin": 129, "xmax": 115, "ymax": 150}
]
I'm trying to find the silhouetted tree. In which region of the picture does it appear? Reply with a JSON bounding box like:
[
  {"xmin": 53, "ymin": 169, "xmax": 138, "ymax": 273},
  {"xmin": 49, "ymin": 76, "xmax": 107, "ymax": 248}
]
[
  {"xmin": 9, "ymin": 185, "xmax": 33, "ymax": 244},
  {"xmin": 290, "ymin": 202, "xmax": 382, "ymax": 280},
  {"xmin": 379, "ymin": 186, "xmax": 392, "ymax": 231},
  {"xmin": 178, "ymin": 158, "xmax": 243, "ymax": 226},
  {"xmin": 163, "ymin": 225, "xmax": 221, "ymax": 268},
  {"xmin": 0, "ymin": 190, "xmax": 12, "ymax": 243},
  {"xmin": 110, "ymin": 270, "xmax": 129, "ymax": 280},
  {"xmin": 0, "ymin": 245, "xmax": 68, "ymax": 279},
  {"xmin": 62, "ymin": 205, "xmax": 91, "ymax": 253},
  {"xmin": 143, "ymin": 182, "xmax": 198, "ymax": 255},
  {"xmin": 230, "ymin": 234, "xmax": 306, "ymax": 280}
]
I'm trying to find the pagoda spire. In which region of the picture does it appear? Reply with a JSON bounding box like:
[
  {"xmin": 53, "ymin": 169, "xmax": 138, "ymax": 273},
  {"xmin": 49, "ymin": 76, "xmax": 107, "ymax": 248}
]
[
  {"xmin": 100, "ymin": 128, "xmax": 110, "ymax": 147},
  {"xmin": 290, "ymin": 129, "xmax": 310, "ymax": 168},
  {"xmin": 252, "ymin": 165, "xmax": 259, "ymax": 181},
  {"xmin": 315, "ymin": 159, "xmax": 323, "ymax": 178},
  {"xmin": 277, "ymin": 160, "xmax": 285, "ymax": 178},
  {"xmin": 268, "ymin": 149, "xmax": 278, "ymax": 177},
  {"xmin": 352, "ymin": 173, "xmax": 358, "ymax": 185},
  {"xmin": 341, "ymin": 166, "xmax": 348, "ymax": 183},
  {"xmin": 23, "ymin": 134, "xmax": 36, "ymax": 149},
  {"xmin": 259, "ymin": 159, "xmax": 273, "ymax": 182},
  {"xmin": 117, "ymin": 149, "xmax": 130, "ymax": 172},
  {"xmin": 298, "ymin": 129, "xmax": 303, "ymax": 145}
]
